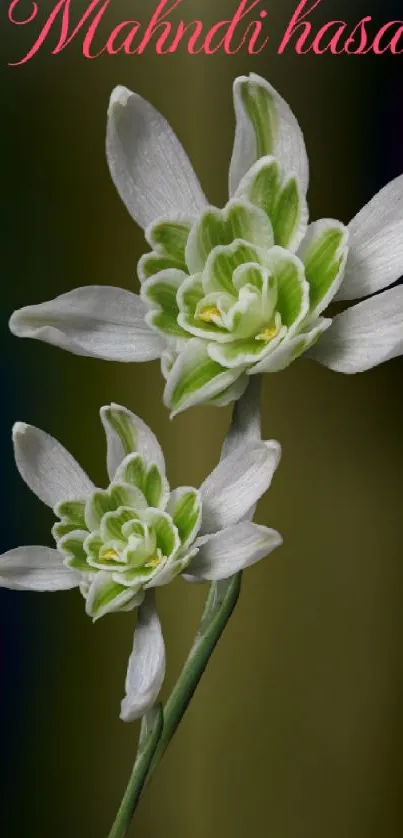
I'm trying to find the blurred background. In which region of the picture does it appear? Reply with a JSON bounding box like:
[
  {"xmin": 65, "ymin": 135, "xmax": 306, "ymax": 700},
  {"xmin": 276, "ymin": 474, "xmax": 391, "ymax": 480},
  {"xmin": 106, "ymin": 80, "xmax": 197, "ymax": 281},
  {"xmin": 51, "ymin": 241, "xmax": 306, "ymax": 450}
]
[{"xmin": 1, "ymin": 0, "xmax": 403, "ymax": 835}]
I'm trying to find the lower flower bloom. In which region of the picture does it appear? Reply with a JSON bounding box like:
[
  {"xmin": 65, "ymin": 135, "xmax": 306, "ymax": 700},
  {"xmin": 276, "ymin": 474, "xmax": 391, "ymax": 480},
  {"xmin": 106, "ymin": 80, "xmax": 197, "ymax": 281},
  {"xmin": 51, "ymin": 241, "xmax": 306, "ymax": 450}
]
[{"xmin": 1, "ymin": 401, "xmax": 282, "ymax": 720}]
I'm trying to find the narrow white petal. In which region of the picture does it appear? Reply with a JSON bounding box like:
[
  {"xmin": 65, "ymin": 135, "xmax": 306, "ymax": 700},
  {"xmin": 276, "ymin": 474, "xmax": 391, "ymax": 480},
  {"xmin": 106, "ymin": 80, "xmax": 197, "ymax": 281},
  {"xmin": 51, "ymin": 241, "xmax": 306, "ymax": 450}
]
[
  {"xmin": 100, "ymin": 403, "xmax": 166, "ymax": 481},
  {"xmin": 120, "ymin": 593, "xmax": 166, "ymax": 722},
  {"xmin": 106, "ymin": 86, "xmax": 207, "ymax": 229},
  {"xmin": 13, "ymin": 423, "xmax": 94, "ymax": 508},
  {"xmin": 0, "ymin": 546, "xmax": 79, "ymax": 591},
  {"xmin": 337, "ymin": 174, "xmax": 403, "ymax": 300},
  {"xmin": 221, "ymin": 377, "xmax": 262, "ymax": 460},
  {"xmin": 310, "ymin": 285, "xmax": 403, "ymax": 373},
  {"xmin": 200, "ymin": 440, "xmax": 281, "ymax": 534},
  {"xmin": 187, "ymin": 523, "xmax": 282, "ymax": 581},
  {"xmin": 9, "ymin": 286, "xmax": 164, "ymax": 362},
  {"xmin": 229, "ymin": 73, "xmax": 309, "ymax": 196}
]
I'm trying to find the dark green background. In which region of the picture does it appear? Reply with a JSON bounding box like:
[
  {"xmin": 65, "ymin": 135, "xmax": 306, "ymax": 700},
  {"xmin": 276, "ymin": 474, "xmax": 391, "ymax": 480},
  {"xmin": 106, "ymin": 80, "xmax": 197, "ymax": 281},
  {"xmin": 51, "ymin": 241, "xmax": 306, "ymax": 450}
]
[{"xmin": 2, "ymin": 0, "xmax": 403, "ymax": 835}]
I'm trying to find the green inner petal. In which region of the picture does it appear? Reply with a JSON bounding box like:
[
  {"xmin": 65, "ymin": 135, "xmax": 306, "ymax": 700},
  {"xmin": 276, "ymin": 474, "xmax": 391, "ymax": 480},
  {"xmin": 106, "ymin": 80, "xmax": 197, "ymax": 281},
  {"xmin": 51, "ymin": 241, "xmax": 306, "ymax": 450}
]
[
  {"xmin": 208, "ymin": 334, "xmax": 279, "ymax": 368},
  {"xmin": 187, "ymin": 201, "xmax": 273, "ymax": 273},
  {"xmin": 54, "ymin": 499, "xmax": 86, "ymax": 527},
  {"xmin": 59, "ymin": 530, "xmax": 92, "ymax": 571},
  {"xmin": 148, "ymin": 220, "xmax": 191, "ymax": 261},
  {"xmin": 139, "ymin": 253, "xmax": 186, "ymax": 280},
  {"xmin": 268, "ymin": 251, "xmax": 307, "ymax": 328},
  {"xmin": 88, "ymin": 576, "xmax": 134, "ymax": 619},
  {"xmin": 300, "ymin": 223, "xmax": 348, "ymax": 315},
  {"xmin": 143, "ymin": 272, "xmax": 183, "ymax": 316},
  {"xmin": 203, "ymin": 241, "xmax": 266, "ymax": 295},
  {"xmin": 144, "ymin": 511, "xmax": 179, "ymax": 558},
  {"xmin": 143, "ymin": 465, "xmax": 165, "ymax": 508},
  {"xmin": 168, "ymin": 488, "xmax": 201, "ymax": 548},
  {"xmin": 271, "ymin": 177, "xmax": 301, "ymax": 248},
  {"xmin": 147, "ymin": 310, "xmax": 188, "ymax": 339},
  {"xmin": 116, "ymin": 453, "xmax": 146, "ymax": 490},
  {"xmin": 241, "ymin": 158, "xmax": 282, "ymax": 220},
  {"xmin": 100, "ymin": 507, "xmax": 137, "ymax": 543},
  {"xmin": 177, "ymin": 274, "xmax": 204, "ymax": 315}
]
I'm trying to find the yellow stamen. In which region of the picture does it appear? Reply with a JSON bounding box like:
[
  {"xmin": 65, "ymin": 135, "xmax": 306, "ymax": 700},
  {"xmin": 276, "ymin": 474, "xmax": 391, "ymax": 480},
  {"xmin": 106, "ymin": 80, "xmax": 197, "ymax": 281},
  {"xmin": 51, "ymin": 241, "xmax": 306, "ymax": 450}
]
[
  {"xmin": 101, "ymin": 549, "xmax": 119, "ymax": 562},
  {"xmin": 145, "ymin": 555, "xmax": 162, "ymax": 569},
  {"xmin": 197, "ymin": 305, "xmax": 220, "ymax": 323},
  {"xmin": 256, "ymin": 325, "xmax": 279, "ymax": 342}
]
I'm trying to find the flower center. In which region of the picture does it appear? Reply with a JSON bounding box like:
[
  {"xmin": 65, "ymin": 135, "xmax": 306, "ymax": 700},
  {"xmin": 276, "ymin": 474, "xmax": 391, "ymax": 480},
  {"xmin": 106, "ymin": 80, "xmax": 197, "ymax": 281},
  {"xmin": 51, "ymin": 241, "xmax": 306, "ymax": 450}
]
[
  {"xmin": 144, "ymin": 554, "xmax": 163, "ymax": 569},
  {"xmin": 197, "ymin": 305, "xmax": 221, "ymax": 324},
  {"xmin": 101, "ymin": 548, "xmax": 119, "ymax": 562},
  {"xmin": 255, "ymin": 324, "xmax": 279, "ymax": 343}
]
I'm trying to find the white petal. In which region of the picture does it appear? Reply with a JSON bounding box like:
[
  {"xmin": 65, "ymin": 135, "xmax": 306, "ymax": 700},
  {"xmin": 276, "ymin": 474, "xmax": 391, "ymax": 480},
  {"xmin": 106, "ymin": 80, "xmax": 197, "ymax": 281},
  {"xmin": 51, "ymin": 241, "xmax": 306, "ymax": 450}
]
[
  {"xmin": 106, "ymin": 86, "xmax": 207, "ymax": 229},
  {"xmin": 200, "ymin": 440, "xmax": 281, "ymax": 535},
  {"xmin": 187, "ymin": 523, "xmax": 282, "ymax": 581},
  {"xmin": 220, "ymin": 377, "xmax": 262, "ymax": 460},
  {"xmin": 100, "ymin": 403, "xmax": 166, "ymax": 481},
  {"xmin": 0, "ymin": 546, "xmax": 79, "ymax": 591},
  {"xmin": 310, "ymin": 285, "xmax": 403, "ymax": 373},
  {"xmin": 10, "ymin": 286, "xmax": 164, "ymax": 362},
  {"xmin": 120, "ymin": 593, "xmax": 166, "ymax": 722},
  {"xmin": 337, "ymin": 175, "xmax": 403, "ymax": 300},
  {"xmin": 229, "ymin": 73, "xmax": 309, "ymax": 197},
  {"xmin": 13, "ymin": 422, "xmax": 94, "ymax": 508}
]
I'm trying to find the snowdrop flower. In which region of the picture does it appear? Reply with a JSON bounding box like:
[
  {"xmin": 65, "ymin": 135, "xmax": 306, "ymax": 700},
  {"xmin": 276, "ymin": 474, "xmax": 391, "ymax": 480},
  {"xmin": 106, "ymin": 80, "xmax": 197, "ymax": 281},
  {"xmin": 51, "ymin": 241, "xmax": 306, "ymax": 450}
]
[
  {"xmin": 1, "ymin": 403, "xmax": 281, "ymax": 719},
  {"xmin": 10, "ymin": 75, "xmax": 403, "ymax": 414}
]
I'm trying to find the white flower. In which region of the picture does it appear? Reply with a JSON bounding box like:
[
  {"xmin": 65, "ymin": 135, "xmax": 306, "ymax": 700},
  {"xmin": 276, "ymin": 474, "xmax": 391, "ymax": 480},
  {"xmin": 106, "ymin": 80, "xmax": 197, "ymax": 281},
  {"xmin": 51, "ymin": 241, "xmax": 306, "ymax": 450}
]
[
  {"xmin": 1, "ymin": 402, "xmax": 281, "ymax": 720},
  {"xmin": 10, "ymin": 75, "xmax": 403, "ymax": 414}
]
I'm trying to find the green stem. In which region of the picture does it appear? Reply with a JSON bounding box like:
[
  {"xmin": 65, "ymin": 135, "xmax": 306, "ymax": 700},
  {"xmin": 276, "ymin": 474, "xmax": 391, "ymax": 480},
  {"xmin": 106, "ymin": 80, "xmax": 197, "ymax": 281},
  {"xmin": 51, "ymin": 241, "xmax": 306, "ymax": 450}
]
[
  {"xmin": 107, "ymin": 573, "xmax": 242, "ymax": 838},
  {"xmin": 107, "ymin": 705, "xmax": 163, "ymax": 838},
  {"xmin": 146, "ymin": 572, "xmax": 242, "ymax": 783}
]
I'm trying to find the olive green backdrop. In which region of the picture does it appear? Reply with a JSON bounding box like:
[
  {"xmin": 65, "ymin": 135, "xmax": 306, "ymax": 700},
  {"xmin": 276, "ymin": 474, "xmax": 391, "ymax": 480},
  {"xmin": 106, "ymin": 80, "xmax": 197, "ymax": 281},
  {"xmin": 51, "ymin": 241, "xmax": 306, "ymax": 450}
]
[{"xmin": 2, "ymin": 0, "xmax": 403, "ymax": 835}]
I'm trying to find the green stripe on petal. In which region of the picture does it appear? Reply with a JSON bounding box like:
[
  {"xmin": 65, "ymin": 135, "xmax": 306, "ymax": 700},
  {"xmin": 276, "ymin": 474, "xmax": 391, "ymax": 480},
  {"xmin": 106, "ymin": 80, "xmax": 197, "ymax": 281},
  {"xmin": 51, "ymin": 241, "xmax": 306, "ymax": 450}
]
[
  {"xmin": 59, "ymin": 529, "xmax": 92, "ymax": 571},
  {"xmin": 54, "ymin": 499, "xmax": 86, "ymax": 527},
  {"xmin": 146, "ymin": 309, "xmax": 188, "ymax": 339},
  {"xmin": 177, "ymin": 274, "xmax": 204, "ymax": 315},
  {"xmin": 166, "ymin": 487, "xmax": 202, "ymax": 550},
  {"xmin": 52, "ymin": 521, "xmax": 80, "ymax": 540},
  {"xmin": 85, "ymin": 484, "xmax": 147, "ymax": 531},
  {"xmin": 138, "ymin": 252, "xmax": 186, "ymax": 282},
  {"xmin": 298, "ymin": 220, "xmax": 349, "ymax": 317},
  {"xmin": 235, "ymin": 157, "xmax": 282, "ymax": 220},
  {"xmin": 271, "ymin": 176, "xmax": 307, "ymax": 250},
  {"xmin": 109, "ymin": 482, "xmax": 148, "ymax": 511},
  {"xmin": 141, "ymin": 270, "xmax": 185, "ymax": 315},
  {"xmin": 186, "ymin": 200, "xmax": 274, "ymax": 274},
  {"xmin": 164, "ymin": 339, "xmax": 246, "ymax": 415},
  {"xmin": 202, "ymin": 240, "xmax": 268, "ymax": 295},
  {"xmin": 86, "ymin": 572, "xmax": 140, "ymax": 620},
  {"xmin": 265, "ymin": 247, "xmax": 309, "ymax": 332},
  {"xmin": 101, "ymin": 406, "xmax": 137, "ymax": 461},
  {"xmin": 208, "ymin": 328, "xmax": 286, "ymax": 369},
  {"xmin": 146, "ymin": 220, "xmax": 191, "ymax": 261},
  {"xmin": 239, "ymin": 79, "xmax": 278, "ymax": 158},
  {"xmin": 100, "ymin": 507, "xmax": 138, "ymax": 543},
  {"xmin": 142, "ymin": 510, "xmax": 180, "ymax": 558},
  {"xmin": 143, "ymin": 465, "xmax": 168, "ymax": 509},
  {"xmin": 114, "ymin": 453, "xmax": 146, "ymax": 490},
  {"xmin": 85, "ymin": 490, "xmax": 116, "ymax": 531}
]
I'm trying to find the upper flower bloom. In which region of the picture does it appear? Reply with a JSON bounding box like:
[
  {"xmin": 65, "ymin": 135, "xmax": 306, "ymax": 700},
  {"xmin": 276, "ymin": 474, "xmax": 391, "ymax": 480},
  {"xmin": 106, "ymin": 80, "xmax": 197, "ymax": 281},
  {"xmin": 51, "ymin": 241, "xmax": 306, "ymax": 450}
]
[
  {"xmin": 1, "ymin": 401, "xmax": 281, "ymax": 719},
  {"xmin": 10, "ymin": 75, "xmax": 403, "ymax": 413}
]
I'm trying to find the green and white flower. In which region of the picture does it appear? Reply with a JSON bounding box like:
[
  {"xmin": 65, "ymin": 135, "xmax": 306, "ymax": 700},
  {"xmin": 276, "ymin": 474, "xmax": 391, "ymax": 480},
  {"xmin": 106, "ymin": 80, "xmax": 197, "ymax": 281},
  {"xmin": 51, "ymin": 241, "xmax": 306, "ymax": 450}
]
[
  {"xmin": 1, "ymin": 402, "xmax": 281, "ymax": 720},
  {"xmin": 10, "ymin": 75, "xmax": 403, "ymax": 413}
]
